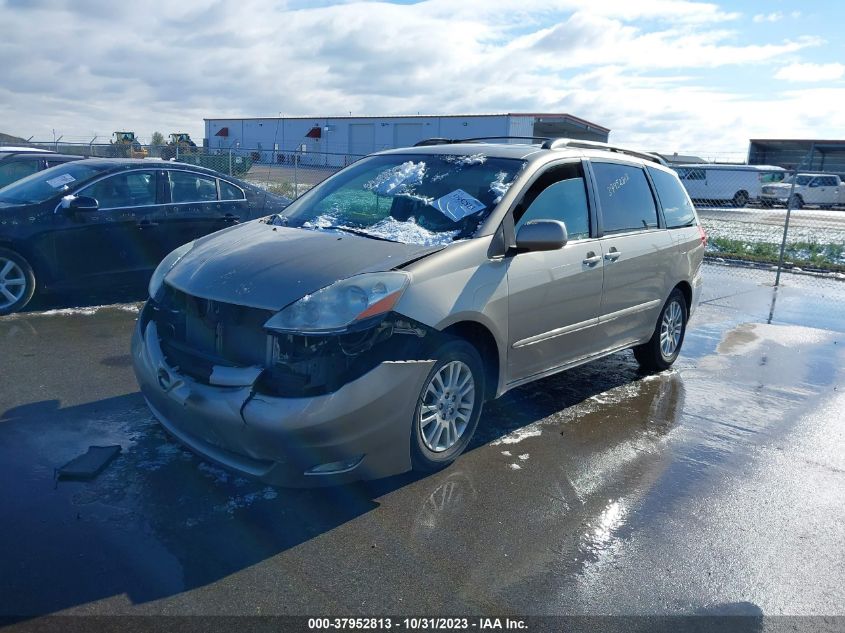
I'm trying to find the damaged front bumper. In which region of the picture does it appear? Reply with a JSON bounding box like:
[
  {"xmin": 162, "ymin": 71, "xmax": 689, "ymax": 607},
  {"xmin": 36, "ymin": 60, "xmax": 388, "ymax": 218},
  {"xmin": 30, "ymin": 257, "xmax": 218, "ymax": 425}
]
[{"xmin": 131, "ymin": 314, "xmax": 434, "ymax": 487}]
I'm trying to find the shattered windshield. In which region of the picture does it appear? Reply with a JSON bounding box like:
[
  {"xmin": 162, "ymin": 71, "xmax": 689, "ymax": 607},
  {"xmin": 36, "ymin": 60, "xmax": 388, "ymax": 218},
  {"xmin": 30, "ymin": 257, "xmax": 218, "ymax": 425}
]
[{"xmin": 277, "ymin": 153, "xmax": 525, "ymax": 246}]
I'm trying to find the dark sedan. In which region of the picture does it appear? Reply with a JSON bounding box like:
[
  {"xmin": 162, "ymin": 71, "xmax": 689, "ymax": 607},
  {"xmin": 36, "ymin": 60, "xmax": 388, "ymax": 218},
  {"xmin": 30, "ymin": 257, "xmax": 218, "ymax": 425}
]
[
  {"xmin": 0, "ymin": 147, "xmax": 83, "ymax": 189},
  {"xmin": 0, "ymin": 159, "xmax": 290, "ymax": 314}
]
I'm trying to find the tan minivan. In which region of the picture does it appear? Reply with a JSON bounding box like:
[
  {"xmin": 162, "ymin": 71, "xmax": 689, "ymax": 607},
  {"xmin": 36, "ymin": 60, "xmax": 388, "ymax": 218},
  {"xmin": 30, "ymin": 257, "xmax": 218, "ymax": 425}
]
[{"xmin": 132, "ymin": 138, "xmax": 705, "ymax": 486}]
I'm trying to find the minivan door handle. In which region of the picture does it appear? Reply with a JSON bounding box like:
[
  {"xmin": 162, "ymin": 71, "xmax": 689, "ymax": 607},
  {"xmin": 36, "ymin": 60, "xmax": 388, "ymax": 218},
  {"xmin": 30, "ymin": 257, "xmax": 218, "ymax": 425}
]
[
  {"xmin": 604, "ymin": 248, "xmax": 621, "ymax": 261},
  {"xmin": 136, "ymin": 219, "xmax": 159, "ymax": 229},
  {"xmin": 582, "ymin": 252, "xmax": 602, "ymax": 265},
  {"xmin": 222, "ymin": 213, "xmax": 240, "ymax": 224}
]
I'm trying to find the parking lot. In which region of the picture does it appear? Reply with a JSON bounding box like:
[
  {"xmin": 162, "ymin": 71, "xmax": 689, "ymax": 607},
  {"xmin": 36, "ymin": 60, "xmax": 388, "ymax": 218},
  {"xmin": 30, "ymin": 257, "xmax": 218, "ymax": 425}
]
[{"xmin": 0, "ymin": 264, "xmax": 842, "ymax": 621}]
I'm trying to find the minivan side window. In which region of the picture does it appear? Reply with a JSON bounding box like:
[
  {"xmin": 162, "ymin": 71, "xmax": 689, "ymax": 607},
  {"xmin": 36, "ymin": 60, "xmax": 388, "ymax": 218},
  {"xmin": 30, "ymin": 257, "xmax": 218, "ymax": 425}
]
[
  {"xmin": 169, "ymin": 171, "xmax": 218, "ymax": 203},
  {"xmin": 591, "ymin": 162, "xmax": 658, "ymax": 233},
  {"xmin": 513, "ymin": 162, "xmax": 590, "ymax": 240},
  {"xmin": 647, "ymin": 166, "xmax": 697, "ymax": 228}
]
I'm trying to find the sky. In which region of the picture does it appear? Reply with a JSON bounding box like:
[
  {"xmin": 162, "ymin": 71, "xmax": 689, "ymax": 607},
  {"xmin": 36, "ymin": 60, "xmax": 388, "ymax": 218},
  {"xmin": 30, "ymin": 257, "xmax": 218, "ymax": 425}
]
[{"xmin": 1, "ymin": 0, "xmax": 843, "ymax": 157}]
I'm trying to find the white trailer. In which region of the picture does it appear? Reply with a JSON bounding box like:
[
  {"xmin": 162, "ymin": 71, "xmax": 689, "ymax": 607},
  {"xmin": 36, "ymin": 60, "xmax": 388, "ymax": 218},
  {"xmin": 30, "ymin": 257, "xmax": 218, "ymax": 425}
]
[{"xmin": 674, "ymin": 164, "xmax": 786, "ymax": 207}]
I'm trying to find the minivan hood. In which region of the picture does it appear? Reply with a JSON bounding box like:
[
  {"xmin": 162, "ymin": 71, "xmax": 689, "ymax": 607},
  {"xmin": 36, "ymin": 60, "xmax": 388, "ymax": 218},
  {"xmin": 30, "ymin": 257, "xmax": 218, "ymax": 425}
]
[{"xmin": 164, "ymin": 220, "xmax": 443, "ymax": 311}]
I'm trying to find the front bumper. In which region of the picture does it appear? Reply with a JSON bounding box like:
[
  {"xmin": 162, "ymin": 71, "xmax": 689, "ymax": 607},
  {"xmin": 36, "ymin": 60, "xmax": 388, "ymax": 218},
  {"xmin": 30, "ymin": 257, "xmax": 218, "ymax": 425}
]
[{"xmin": 131, "ymin": 316, "xmax": 434, "ymax": 487}]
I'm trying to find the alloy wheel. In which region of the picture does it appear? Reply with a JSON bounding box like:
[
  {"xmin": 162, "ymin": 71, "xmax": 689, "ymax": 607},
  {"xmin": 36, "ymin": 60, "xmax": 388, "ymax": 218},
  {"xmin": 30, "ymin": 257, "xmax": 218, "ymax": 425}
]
[
  {"xmin": 0, "ymin": 257, "xmax": 26, "ymax": 310},
  {"xmin": 659, "ymin": 300, "xmax": 684, "ymax": 358},
  {"xmin": 419, "ymin": 360, "xmax": 476, "ymax": 453}
]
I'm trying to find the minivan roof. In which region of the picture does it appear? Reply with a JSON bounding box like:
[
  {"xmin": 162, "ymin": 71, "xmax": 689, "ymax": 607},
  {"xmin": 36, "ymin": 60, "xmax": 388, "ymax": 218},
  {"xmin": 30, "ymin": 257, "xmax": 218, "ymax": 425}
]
[
  {"xmin": 375, "ymin": 140, "xmax": 667, "ymax": 169},
  {"xmin": 674, "ymin": 163, "xmax": 786, "ymax": 171}
]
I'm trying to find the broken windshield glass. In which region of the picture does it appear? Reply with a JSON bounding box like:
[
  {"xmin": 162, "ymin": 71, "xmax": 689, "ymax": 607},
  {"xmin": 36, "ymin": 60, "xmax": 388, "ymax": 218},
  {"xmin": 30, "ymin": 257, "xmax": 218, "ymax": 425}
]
[{"xmin": 279, "ymin": 153, "xmax": 525, "ymax": 246}]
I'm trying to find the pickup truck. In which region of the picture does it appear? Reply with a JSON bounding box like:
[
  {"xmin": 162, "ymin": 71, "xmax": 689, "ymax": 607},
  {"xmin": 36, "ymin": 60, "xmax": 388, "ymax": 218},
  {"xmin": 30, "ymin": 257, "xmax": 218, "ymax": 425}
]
[{"xmin": 760, "ymin": 173, "xmax": 845, "ymax": 209}]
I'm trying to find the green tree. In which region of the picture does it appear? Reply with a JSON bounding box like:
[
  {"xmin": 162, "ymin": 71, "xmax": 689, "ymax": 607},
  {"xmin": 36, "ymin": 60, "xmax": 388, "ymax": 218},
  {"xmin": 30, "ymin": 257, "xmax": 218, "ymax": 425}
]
[{"xmin": 150, "ymin": 131, "xmax": 165, "ymax": 147}]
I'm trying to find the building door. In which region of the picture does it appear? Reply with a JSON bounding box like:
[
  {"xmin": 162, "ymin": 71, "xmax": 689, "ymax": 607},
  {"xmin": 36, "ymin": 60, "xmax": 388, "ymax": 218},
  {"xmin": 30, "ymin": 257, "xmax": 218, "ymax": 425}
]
[
  {"xmin": 393, "ymin": 123, "xmax": 424, "ymax": 148},
  {"xmin": 349, "ymin": 124, "xmax": 375, "ymax": 156}
]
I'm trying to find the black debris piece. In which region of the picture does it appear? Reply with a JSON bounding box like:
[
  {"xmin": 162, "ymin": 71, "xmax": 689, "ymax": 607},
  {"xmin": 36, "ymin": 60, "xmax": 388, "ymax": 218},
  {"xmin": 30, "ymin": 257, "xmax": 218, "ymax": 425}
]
[{"xmin": 56, "ymin": 445, "xmax": 121, "ymax": 481}]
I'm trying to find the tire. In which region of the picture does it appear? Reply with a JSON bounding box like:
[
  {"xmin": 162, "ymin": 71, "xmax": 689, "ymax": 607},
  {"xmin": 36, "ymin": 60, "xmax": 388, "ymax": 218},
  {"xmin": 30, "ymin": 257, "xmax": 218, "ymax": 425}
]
[
  {"xmin": 732, "ymin": 191, "xmax": 749, "ymax": 208},
  {"xmin": 788, "ymin": 193, "xmax": 803, "ymax": 210},
  {"xmin": 411, "ymin": 339, "xmax": 485, "ymax": 473},
  {"xmin": 0, "ymin": 248, "xmax": 36, "ymax": 316},
  {"xmin": 633, "ymin": 289, "xmax": 688, "ymax": 372}
]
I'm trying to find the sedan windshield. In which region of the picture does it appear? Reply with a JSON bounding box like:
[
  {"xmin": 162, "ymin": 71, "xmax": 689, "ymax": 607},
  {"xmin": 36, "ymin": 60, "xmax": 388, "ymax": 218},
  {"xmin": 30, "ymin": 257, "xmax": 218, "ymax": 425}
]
[
  {"xmin": 278, "ymin": 153, "xmax": 525, "ymax": 246},
  {"xmin": 0, "ymin": 162, "xmax": 105, "ymax": 204}
]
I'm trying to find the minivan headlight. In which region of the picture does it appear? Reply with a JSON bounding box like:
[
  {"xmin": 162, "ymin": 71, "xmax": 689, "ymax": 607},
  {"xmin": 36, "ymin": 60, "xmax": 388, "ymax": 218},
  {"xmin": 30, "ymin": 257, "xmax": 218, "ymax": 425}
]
[
  {"xmin": 264, "ymin": 272, "xmax": 411, "ymax": 334},
  {"xmin": 148, "ymin": 241, "xmax": 194, "ymax": 301}
]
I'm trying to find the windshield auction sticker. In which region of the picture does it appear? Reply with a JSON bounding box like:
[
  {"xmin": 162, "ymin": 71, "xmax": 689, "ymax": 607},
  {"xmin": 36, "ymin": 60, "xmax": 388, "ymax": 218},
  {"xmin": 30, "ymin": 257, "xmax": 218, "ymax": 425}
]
[
  {"xmin": 432, "ymin": 189, "xmax": 486, "ymax": 222},
  {"xmin": 46, "ymin": 173, "xmax": 76, "ymax": 188}
]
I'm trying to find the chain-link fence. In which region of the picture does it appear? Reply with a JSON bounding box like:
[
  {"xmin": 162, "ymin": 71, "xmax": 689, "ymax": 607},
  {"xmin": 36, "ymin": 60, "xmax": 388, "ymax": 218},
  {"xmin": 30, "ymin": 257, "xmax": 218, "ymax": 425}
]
[
  {"xmin": 28, "ymin": 140, "xmax": 364, "ymax": 200},
  {"xmin": 21, "ymin": 141, "xmax": 845, "ymax": 284},
  {"xmin": 675, "ymin": 148, "xmax": 845, "ymax": 284}
]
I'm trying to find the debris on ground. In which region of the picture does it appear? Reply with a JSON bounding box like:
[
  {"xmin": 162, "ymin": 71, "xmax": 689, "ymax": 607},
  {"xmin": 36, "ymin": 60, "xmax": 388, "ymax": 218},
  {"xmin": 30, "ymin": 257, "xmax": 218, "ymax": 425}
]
[{"xmin": 55, "ymin": 445, "xmax": 121, "ymax": 481}]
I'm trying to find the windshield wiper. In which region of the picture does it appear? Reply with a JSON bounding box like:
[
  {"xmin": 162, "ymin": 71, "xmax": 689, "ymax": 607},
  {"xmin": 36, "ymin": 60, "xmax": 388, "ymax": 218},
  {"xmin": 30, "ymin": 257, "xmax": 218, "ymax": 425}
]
[{"xmin": 320, "ymin": 225, "xmax": 400, "ymax": 242}]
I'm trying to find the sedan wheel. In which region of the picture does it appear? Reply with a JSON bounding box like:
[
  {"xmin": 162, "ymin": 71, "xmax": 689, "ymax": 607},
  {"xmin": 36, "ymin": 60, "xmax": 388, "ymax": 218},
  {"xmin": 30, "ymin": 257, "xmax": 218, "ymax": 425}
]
[{"xmin": 0, "ymin": 249, "xmax": 36, "ymax": 316}]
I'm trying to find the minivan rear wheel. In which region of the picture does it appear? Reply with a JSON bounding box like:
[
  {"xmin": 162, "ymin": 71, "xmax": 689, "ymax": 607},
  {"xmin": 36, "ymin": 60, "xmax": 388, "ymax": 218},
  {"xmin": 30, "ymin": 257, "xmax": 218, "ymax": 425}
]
[
  {"xmin": 0, "ymin": 248, "xmax": 36, "ymax": 316},
  {"xmin": 633, "ymin": 289, "xmax": 688, "ymax": 372},
  {"xmin": 411, "ymin": 340, "xmax": 485, "ymax": 472}
]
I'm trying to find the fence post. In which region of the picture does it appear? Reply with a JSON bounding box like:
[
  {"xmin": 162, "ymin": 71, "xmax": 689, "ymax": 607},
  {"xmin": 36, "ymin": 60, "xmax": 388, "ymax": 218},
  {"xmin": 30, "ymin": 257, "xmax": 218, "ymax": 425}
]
[
  {"xmin": 774, "ymin": 145, "xmax": 815, "ymax": 287},
  {"xmin": 175, "ymin": 143, "xmax": 179, "ymax": 162},
  {"xmin": 228, "ymin": 149, "xmax": 233, "ymax": 176},
  {"xmin": 294, "ymin": 152, "xmax": 299, "ymax": 199}
]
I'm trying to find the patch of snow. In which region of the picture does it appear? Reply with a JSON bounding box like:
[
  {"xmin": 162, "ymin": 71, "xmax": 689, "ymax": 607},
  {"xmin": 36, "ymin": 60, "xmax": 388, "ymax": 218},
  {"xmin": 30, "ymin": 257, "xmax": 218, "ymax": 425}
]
[
  {"xmin": 518, "ymin": 453, "xmax": 530, "ymax": 461},
  {"xmin": 509, "ymin": 463, "xmax": 522, "ymax": 470},
  {"xmin": 364, "ymin": 161, "xmax": 426, "ymax": 196},
  {"xmin": 306, "ymin": 213, "xmax": 458, "ymax": 246},
  {"xmin": 491, "ymin": 426, "xmax": 542, "ymax": 445},
  {"xmin": 444, "ymin": 153, "xmax": 487, "ymax": 166},
  {"xmin": 500, "ymin": 450, "xmax": 512, "ymax": 457},
  {"xmin": 489, "ymin": 171, "xmax": 515, "ymax": 203},
  {"xmin": 215, "ymin": 487, "xmax": 277, "ymax": 514},
  {"xmin": 199, "ymin": 462, "xmax": 230, "ymax": 484},
  {"xmin": 361, "ymin": 217, "xmax": 459, "ymax": 246}
]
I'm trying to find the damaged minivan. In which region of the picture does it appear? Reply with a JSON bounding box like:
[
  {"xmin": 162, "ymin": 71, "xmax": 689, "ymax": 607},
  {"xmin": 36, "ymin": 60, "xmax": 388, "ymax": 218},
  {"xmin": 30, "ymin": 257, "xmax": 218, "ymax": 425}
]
[{"xmin": 132, "ymin": 139, "xmax": 704, "ymax": 486}]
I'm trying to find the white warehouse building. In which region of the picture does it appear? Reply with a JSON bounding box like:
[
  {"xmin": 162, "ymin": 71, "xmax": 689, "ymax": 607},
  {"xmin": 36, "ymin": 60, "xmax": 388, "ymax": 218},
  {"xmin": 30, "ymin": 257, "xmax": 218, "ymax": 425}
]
[{"xmin": 203, "ymin": 113, "xmax": 610, "ymax": 166}]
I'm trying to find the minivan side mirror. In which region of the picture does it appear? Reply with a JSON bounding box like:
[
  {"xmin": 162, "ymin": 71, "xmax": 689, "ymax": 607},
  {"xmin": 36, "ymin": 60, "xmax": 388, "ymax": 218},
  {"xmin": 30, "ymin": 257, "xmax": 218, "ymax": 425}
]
[
  {"xmin": 515, "ymin": 220, "xmax": 568, "ymax": 252},
  {"xmin": 62, "ymin": 195, "xmax": 99, "ymax": 212}
]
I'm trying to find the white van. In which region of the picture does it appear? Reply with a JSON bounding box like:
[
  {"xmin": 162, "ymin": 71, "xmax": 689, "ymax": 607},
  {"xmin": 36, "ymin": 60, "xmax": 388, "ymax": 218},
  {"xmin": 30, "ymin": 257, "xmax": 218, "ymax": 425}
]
[{"xmin": 674, "ymin": 164, "xmax": 786, "ymax": 207}]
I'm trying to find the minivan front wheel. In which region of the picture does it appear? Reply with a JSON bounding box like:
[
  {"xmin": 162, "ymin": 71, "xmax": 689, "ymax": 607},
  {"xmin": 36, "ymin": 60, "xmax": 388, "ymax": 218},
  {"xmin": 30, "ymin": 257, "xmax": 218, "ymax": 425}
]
[
  {"xmin": 633, "ymin": 289, "xmax": 688, "ymax": 372},
  {"xmin": 0, "ymin": 248, "xmax": 36, "ymax": 316},
  {"xmin": 411, "ymin": 340, "xmax": 485, "ymax": 472}
]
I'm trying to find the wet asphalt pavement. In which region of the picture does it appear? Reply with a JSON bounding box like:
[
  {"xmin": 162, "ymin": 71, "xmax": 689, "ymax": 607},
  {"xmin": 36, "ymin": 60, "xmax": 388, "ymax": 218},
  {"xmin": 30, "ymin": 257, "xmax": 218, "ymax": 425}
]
[{"xmin": 0, "ymin": 265, "xmax": 843, "ymax": 619}]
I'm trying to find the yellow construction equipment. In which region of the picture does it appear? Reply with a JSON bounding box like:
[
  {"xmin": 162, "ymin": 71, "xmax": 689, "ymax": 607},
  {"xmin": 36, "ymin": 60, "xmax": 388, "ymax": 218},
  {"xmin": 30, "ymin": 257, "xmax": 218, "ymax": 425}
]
[
  {"xmin": 160, "ymin": 132, "xmax": 197, "ymax": 160},
  {"xmin": 110, "ymin": 131, "xmax": 148, "ymax": 159}
]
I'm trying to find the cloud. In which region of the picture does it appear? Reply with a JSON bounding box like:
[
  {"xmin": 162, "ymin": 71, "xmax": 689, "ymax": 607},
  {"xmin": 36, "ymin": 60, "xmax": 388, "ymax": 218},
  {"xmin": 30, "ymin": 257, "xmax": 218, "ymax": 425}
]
[
  {"xmin": 774, "ymin": 62, "xmax": 845, "ymax": 82},
  {"xmin": 753, "ymin": 11, "xmax": 801, "ymax": 23},
  {"xmin": 0, "ymin": 0, "xmax": 834, "ymax": 153}
]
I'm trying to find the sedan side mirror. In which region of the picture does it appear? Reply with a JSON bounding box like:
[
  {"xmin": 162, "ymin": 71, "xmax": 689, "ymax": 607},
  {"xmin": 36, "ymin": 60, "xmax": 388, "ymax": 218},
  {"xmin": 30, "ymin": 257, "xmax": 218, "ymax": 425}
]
[
  {"xmin": 515, "ymin": 220, "xmax": 568, "ymax": 252},
  {"xmin": 61, "ymin": 195, "xmax": 99, "ymax": 212}
]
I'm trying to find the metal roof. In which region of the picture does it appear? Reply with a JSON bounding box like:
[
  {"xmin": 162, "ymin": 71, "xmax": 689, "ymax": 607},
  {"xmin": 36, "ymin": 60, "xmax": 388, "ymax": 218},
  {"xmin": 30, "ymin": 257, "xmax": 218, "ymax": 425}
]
[{"xmin": 203, "ymin": 112, "xmax": 610, "ymax": 133}]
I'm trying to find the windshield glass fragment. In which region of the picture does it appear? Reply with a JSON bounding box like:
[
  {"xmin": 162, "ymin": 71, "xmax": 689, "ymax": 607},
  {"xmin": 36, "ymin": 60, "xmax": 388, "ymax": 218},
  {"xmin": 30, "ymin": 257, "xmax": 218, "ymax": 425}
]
[{"xmin": 278, "ymin": 153, "xmax": 524, "ymax": 246}]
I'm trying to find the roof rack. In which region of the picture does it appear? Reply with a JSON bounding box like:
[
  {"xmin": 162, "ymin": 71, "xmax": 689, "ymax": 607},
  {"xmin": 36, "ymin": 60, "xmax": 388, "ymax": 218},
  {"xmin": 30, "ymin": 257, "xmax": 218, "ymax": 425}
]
[
  {"xmin": 413, "ymin": 136, "xmax": 550, "ymax": 147},
  {"xmin": 541, "ymin": 138, "xmax": 667, "ymax": 165}
]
